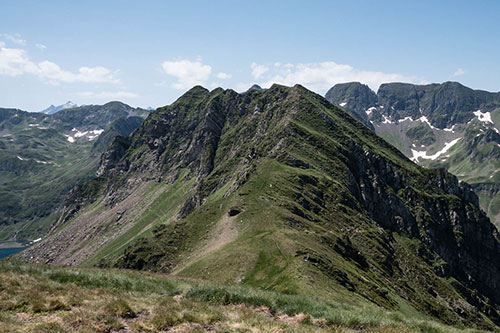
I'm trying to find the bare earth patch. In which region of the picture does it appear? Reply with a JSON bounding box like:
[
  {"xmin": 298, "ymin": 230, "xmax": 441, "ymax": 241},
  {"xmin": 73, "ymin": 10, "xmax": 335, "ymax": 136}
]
[{"xmin": 172, "ymin": 212, "xmax": 238, "ymax": 274}]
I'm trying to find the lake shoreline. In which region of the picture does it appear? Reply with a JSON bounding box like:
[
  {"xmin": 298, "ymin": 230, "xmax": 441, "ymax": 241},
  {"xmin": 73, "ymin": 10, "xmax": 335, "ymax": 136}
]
[
  {"xmin": 0, "ymin": 241, "xmax": 28, "ymax": 249},
  {"xmin": 0, "ymin": 247, "xmax": 25, "ymax": 259}
]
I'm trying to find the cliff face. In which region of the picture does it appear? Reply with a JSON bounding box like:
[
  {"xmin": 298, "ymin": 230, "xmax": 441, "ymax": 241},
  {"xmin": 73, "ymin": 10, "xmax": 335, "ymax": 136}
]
[
  {"xmin": 347, "ymin": 143, "xmax": 500, "ymax": 307},
  {"xmin": 325, "ymin": 82, "xmax": 376, "ymax": 130},
  {"xmin": 22, "ymin": 84, "xmax": 500, "ymax": 329},
  {"xmin": 327, "ymin": 81, "xmax": 500, "ymax": 129},
  {"xmin": 326, "ymin": 81, "xmax": 500, "ymax": 229}
]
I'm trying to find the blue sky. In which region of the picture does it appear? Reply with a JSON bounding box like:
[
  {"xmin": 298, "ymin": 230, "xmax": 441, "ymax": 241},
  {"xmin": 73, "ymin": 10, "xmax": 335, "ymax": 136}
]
[{"xmin": 1, "ymin": 0, "xmax": 499, "ymax": 111}]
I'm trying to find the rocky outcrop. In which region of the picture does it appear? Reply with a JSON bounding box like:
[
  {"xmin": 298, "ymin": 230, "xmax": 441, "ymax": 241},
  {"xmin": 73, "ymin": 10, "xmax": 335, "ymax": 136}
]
[
  {"xmin": 325, "ymin": 82, "xmax": 376, "ymax": 130},
  {"xmin": 345, "ymin": 142, "xmax": 500, "ymax": 311},
  {"xmin": 328, "ymin": 81, "xmax": 500, "ymax": 129},
  {"xmin": 96, "ymin": 136, "xmax": 131, "ymax": 177}
]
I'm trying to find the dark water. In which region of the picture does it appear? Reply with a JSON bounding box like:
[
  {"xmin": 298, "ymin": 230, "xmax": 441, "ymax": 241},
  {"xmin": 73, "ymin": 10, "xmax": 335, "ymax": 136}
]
[{"xmin": 0, "ymin": 247, "xmax": 24, "ymax": 259}]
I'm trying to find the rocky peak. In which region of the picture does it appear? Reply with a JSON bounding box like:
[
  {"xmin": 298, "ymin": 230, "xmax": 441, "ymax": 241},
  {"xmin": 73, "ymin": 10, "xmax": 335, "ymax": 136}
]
[
  {"xmin": 377, "ymin": 82, "xmax": 421, "ymax": 120},
  {"xmin": 329, "ymin": 81, "xmax": 500, "ymax": 129},
  {"xmin": 41, "ymin": 101, "xmax": 77, "ymax": 114},
  {"xmin": 325, "ymin": 82, "xmax": 376, "ymax": 130},
  {"xmin": 247, "ymin": 84, "xmax": 263, "ymax": 91}
]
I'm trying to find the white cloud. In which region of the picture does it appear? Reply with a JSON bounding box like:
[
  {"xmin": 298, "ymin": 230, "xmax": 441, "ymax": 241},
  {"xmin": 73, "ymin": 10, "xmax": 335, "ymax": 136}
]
[
  {"xmin": 38, "ymin": 61, "xmax": 118, "ymax": 83},
  {"xmin": 216, "ymin": 72, "xmax": 231, "ymax": 79},
  {"xmin": 0, "ymin": 42, "xmax": 4, "ymax": 47},
  {"xmin": 35, "ymin": 43, "xmax": 46, "ymax": 50},
  {"xmin": 451, "ymin": 68, "xmax": 465, "ymax": 77},
  {"xmin": 0, "ymin": 47, "xmax": 119, "ymax": 84},
  {"xmin": 76, "ymin": 91, "xmax": 139, "ymax": 99},
  {"xmin": 1, "ymin": 33, "xmax": 26, "ymax": 46},
  {"xmin": 252, "ymin": 61, "xmax": 425, "ymax": 93},
  {"xmin": 250, "ymin": 62, "xmax": 269, "ymax": 79},
  {"xmin": 161, "ymin": 59, "xmax": 212, "ymax": 89},
  {"xmin": 0, "ymin": 48, "xmax": 38, "ymax": 76}
]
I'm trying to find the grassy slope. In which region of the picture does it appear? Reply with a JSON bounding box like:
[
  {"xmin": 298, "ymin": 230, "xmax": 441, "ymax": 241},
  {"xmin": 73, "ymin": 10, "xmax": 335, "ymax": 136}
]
[
  {"xmin": 74, "ymin": 86, "xmax": 494, "ymax": 329},
  {"xmin": 0, "ymin": 123, "xmax": 99, "ymax": 243},
  {"xmin": 20, "ymin": 86, "xmax": 499, "ymax": 330},
  {"xmin": 0, "ymin": 260, "xmax": 486, "ymax": 333},
  {"xmin": 0, "ymin": 104, "xmax": 149, "ymax": 244},
  {"xmin": 84, "ymin": 170, "xmax": 195, "ymax": 266}
]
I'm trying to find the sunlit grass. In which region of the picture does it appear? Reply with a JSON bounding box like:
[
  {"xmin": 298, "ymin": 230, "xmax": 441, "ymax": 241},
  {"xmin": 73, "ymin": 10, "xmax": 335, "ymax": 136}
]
[{"xmin": 0, "ymin": 260, "xmax": 487, "ymax": 332}]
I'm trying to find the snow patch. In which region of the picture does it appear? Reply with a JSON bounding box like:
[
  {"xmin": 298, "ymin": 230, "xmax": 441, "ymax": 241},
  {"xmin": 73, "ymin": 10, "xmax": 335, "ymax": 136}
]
[
  {"xmin": 490, "ymin": 169, "xmax": 500, "ymax": 179},
  {"xmin": 382, "ymin": 115, "xmax": 393, "ymax": 124},
  {"xmin": 339, "ymin": 102, "xmax": 347, "ymax": 107},
  {"xmin": 443, "ymin": 125, "xmax": 456, "ymax": 133},
  {"xmin": 473, "ymin": 110, "xmax": 493, "ymax": 124},
  {"xmin": 410, "ymin": 138, "xmax": 461, "ymax": 162},
  {"xmin": 74, "ymin": 131, "xmax": 88, "ymax": 138},
  {"xmin": 399, "ymin": 116, "xmax": 413, "ymax": 123},
  {"xmin": 67, "ymin": 129, "xmax": 104, "ymax": 142},
  {"xmin": 29, "ymin": 123, "xmax": 49, "ymax": 129},
  {"xmin": 365, "ymin": 106, "xmax": 376, "ymax": 116},
  {"xmin": 417, "ymin": 116, "xmax": 437, "ymax": 130},
  {"xmin": 17, "ymin": 156, "xmax": 25, "ymax": 161}
]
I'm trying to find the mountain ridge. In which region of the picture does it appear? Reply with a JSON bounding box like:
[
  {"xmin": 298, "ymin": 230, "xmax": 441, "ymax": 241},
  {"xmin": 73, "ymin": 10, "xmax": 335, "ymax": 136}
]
[
  {"xmin": 326, "ymin": 81, "xmax": 500, "ymax": 227},
  {"xmin": 20, "ymin": 84, "xmax": 500, "ymax": 329},
  {"xmin": 41, "ymin": 101, "xmax": 78, "ymax": 114}
]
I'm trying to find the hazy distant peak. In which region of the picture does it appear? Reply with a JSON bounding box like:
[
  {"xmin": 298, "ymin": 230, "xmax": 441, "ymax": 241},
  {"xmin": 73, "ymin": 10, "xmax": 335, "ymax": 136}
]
[{"xmin": 41, "ymin": 101, "xmax": 78, "ymax": 114}]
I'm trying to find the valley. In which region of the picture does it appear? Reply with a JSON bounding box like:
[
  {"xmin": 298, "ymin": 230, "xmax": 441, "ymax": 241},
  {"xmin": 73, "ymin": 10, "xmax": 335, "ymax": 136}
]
[{"xmin": 0, "ymin": 102, "xmax": 149, "ymax": 244}]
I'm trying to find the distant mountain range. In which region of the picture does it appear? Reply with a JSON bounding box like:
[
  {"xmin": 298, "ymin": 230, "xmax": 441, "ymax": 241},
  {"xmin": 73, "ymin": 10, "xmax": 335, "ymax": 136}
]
[
  {"xmin": 0, "ymin": 102, "xmax": 150, "ymax": 244},
  {"xmin": 41, "ymin": 101, "xmax": 78, "ymax": 114},
  {"xmin": 326, "ymin": 81, "xmax": 500, "ymax": 227}
]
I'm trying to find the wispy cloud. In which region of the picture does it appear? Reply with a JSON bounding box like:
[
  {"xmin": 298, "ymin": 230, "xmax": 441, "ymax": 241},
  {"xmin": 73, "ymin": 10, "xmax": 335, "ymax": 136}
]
[
  {"xmin": 0, "ymin": 47, "xmax": 119, "ymax": 84},
  {"xmin": 35, "ymin": 43, "xmax": 46, "ymax": 50},
  {"xmin": 451, "ymin": 68, "xmax": 465, "ymax": 77},
  {"xmin": 161, "ymin": 59, "xmax": 212, "ymax": 89},
  {"xmin": 250, "ymin": 62, "xmax": 269, "ymax": 79},
  {"xmin": 249, "ymin": 61, "xmax": 425, "ymax": 93},
  {"xmin": 216, "ymin": 72, "xmax": 231, "ymax": 79},
  {"xmin": 1, "ymin": 33, "xmax": 26, "ymax": 46},
  {"xmin": 76, "ymin": 91, "xmax": 139, "ymax": 99}
]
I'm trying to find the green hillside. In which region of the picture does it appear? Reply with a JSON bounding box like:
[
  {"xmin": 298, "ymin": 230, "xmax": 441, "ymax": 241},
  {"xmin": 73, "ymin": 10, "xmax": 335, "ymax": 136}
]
[
  {"xmin": 21, "ymin": 85, "xmax": 500, "ymax": 330},
  {"xmin": 0, "ymin": 103, "xmax": 149, "ymax": 245},
  {"xmin": 2, "ymin": 260, "xmax": 490, "ymax": 332}
]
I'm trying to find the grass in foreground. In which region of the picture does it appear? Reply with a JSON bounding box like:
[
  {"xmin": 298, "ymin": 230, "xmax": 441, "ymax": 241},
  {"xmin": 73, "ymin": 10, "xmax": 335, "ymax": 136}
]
[{"xmin": 0, "ymin": 260, "xmax": 487, "ymax": 332}]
